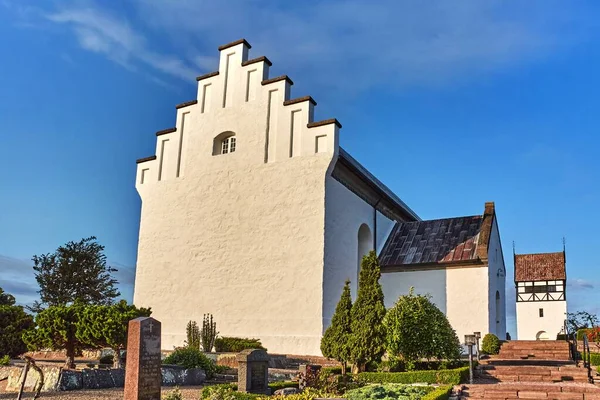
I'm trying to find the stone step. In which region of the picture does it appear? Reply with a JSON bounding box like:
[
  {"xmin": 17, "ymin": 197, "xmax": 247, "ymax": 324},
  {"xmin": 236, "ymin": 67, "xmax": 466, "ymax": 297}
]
[
  {"xmin": 459, "ymin": 382, "xmax": 600, "ymax": 400},
  {"xmin": 480, "ymin": 359, "xmax": 576, "ymax": 367}
]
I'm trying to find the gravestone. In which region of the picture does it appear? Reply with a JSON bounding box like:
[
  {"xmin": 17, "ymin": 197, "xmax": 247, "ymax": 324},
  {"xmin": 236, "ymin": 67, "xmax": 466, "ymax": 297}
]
[
  {"xmin": 124, "ymin": 317, "xmax": 161, "ymax": 400},
  {"xmin": 236, "ymin": 349, "xmax": 269, "ymax": 395}
]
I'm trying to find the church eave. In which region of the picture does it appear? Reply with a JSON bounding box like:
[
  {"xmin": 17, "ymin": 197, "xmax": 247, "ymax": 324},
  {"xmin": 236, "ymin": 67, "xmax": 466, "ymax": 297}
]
[{"xmin": 380, "ymin": 258, "xmax": 485, "ymax": 273}]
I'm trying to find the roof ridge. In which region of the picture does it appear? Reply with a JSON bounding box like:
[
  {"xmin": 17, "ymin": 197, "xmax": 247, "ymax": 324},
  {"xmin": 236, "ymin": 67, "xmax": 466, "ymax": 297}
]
[
  {"xmin": 398, "ymin": 215, "xmax": 481, "ymax": 225},
  {"xmin": 515, "ymin": 251, "xmax": 564, "ymax": 257}
]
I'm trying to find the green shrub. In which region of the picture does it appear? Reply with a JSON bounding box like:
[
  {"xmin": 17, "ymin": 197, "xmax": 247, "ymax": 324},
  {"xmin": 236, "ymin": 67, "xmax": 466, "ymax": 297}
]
[
  {"xmin": 268, "ymin": 381, "xmax": 299, "ymax": 391},
  {"xmin": 162, "ymin": 387, "xmax": 183, "ymax": 400},
  {"xmin": 481, "ymin": 333, "xmax": 501, "ymax": 355},
  {"xmin": 577, "ymin": 329, "xmax": 591, "ymax": 341},
  {"xmin": 163, "ymin": 347, "xmax": 216, "ymax": 378},
  {"xmin": 201, "ymin": 384, "xmax": 260, "ymax": 400},
  {"xmin": 214, "ymin": 337, "xmax": 266, "ymax": 352},
  {"xmin": 590, "ymin": 353, "xmax": 600, "ymax": 366},
  {"xmin": 422, "ymin": 385, "xmax": 453, "ymax": 400},
  {"xmin": 384, "ymin": 288, "xmax": 461, "ymax": 364},
  {"xmin": 345, "ymin": 383, "xmax": 433, "ymax": 400},
  {"xmin": 0, "ymin": 355, "xmax": 10, "ymax": 366},
  {"xmin": 357, "ymin": 366, "xmax": 469, "ymax": 385},
  {"xmin": 320, "ymin": 366, "xmax": 342, "ymax": 375},
  {"xmin": 267, "ymin": 388, "xmax": 339, "ymax": 400}
]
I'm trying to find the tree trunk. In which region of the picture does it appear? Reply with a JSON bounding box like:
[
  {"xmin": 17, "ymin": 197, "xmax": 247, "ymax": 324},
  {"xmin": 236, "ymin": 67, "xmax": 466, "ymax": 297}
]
[
  {"xmin": 113, "ymin": 348, "xmax": 123, "ymax": 369},
  {"xmin": 341, "ymin": 362, "xmax": 347, "ymax": 376},
  {"xmin": 65, "ymin": 343, "xmax": 76, "ymax": 369}
]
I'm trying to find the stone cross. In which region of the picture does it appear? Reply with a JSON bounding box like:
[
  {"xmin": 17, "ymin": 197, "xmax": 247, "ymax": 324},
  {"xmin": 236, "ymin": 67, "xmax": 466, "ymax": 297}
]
[{"xmin": 124, "ymin": 317, "xmax": 162, "ymax": 400}]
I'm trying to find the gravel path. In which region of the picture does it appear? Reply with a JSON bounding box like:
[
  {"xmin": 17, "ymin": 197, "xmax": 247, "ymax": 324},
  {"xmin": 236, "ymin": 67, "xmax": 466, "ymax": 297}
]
[{"xmin": 0, "ymin": 386, "xmax": 204, "ymax": 399}]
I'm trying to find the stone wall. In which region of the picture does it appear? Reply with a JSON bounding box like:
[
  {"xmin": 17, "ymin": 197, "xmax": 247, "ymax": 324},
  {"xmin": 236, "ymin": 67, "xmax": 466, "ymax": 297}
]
[
  {"xmin": 0, "ymin": 365, "xmax": 205, "ymax": 392},
  {"xmin": 208, "ymin": 353, "xmax": 339, "ymax": 369}
]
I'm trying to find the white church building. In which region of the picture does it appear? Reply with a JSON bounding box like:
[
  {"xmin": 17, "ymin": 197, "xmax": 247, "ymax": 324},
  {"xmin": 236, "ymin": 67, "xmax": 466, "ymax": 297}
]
[{"xmin": 133, "ymin": 39, "xmax": 507, "ymax": 355}]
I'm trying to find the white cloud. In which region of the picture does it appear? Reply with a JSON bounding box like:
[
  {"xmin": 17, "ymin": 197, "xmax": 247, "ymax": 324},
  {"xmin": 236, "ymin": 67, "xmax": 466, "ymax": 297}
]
[
  {"xmin": 132, "ymin": 0, "xmax": 598, "ymax": 90},
  {"xmin": 45, "ymin": 6, "xmax": 197, "ymax": 80},
  {"xmin": 9, "ymin": 0, "xmax": 593, "ymax": 91},
  {"xmin": 569, "ymin": 278, "xmax": 595, "ymax": 290}
]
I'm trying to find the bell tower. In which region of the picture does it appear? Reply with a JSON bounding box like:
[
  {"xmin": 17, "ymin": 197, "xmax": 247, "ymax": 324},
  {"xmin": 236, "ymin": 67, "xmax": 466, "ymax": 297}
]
[{"xmin": 514, "ymin": 247, "xmax": 567, "ymax": 340}]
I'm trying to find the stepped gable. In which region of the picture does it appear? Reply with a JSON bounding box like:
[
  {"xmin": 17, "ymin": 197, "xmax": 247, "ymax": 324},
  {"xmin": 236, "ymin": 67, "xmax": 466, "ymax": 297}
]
[
  {"xmin": 379, "ymin": 202, "xmax": 495, "ymax": 268},
  {"xmin": 135, "ymin": 38, "xmax": 341, "ymax": 185},
  {"xmin": 515, "ymin": 251, "xmax": 566, "ymax": 282}
]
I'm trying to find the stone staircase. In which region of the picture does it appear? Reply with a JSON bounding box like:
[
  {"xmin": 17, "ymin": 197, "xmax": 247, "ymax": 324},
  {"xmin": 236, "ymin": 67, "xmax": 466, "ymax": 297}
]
[{"xmin": 458, "ymin": 340, "xmax": 600, "ymax": 400}]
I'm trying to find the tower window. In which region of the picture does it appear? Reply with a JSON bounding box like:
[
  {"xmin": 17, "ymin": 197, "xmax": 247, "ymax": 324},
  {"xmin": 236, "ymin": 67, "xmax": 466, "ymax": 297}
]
[
  {"xmin": 213, "ymin": 132, "xmax": 237, "ymax": 155},
  {"xmin": 221, "ymin": 136, "xmax": 236, "ymax": 154},
  {"xmin": 539, "ymin": 308, "xmax": 544, "ymax": 318}
]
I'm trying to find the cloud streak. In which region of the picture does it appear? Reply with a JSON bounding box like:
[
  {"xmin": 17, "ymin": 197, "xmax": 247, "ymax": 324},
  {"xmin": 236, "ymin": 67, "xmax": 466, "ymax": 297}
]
[
  {"xmin": 10, "ymin": 0, "xmax": 596, "ymax": 91},
  {"xmin": 45, "ymin": 6, "xmax": 197, "ymax": 80}
]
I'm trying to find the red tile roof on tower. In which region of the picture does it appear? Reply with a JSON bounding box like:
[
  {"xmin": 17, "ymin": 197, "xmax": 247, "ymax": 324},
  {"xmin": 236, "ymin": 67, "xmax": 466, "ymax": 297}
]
[{"xmin": 514, "ymin": 252, "xmax": 566, "ymax": 282}]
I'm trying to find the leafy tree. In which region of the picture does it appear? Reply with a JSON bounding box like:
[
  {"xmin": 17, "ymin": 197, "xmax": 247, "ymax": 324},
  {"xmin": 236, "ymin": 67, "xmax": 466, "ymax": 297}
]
[
  {"xmin": 567, "ymin": 311, "xmax": 599, "ymax": 332},
  {"xmin": 0, "ymin": 287, "xmax": 34, "ymax": 357},
  {"xmin": 185, "ymin": 320, "xmax": 201, "ymax": 350},
  {"xmin": 30, "ymin": 237, "xmax": 120, "ymax": 312},
  {"xmin": 383, "ymin": 288, "xmax": 461, "ymax": 365},
  {"xmin": 0, "ymin": 287, "xmax": 16, "ymax": 306},
  {"xmin": 348, "ymin": 251, "xmax": 387, "ymax": 373},
  {"xmin": 321, "ymin": 280, "xmax": 353, "ymax": 375},
  {"xmin": 22, "ymin": 303, "xmax": 85, "ymax": 369},
  {"xmin": 75, "ymin": 300, "xmax": 151, "ymax": 368}
]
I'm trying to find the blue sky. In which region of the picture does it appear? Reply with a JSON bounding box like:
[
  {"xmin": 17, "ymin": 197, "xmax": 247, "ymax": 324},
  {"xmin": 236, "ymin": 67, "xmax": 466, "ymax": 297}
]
[{"xmin": 1, "ymin": 0, "xmax": 599, "ymax": 338}]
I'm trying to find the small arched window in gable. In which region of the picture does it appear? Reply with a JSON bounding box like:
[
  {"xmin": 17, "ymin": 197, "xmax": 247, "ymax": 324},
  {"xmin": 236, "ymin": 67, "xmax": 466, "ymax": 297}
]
[{"xmin": 213, "ymin": 132, "xmax": 236, "ymax": 155}]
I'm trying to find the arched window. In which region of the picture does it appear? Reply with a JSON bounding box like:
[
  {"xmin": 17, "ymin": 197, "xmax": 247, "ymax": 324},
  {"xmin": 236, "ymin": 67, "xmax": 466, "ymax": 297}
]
[
  {"xmin": 357, "ymin": 224, "xmax": 373, "ymax": 286},
  {"xmin": 213, "ymin": 132, "xmax": 236, "ymax": 155}
]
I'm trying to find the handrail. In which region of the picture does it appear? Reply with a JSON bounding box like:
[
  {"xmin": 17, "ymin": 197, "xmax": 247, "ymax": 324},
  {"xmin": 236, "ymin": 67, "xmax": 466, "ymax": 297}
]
[
  {"xmin": 582, "ymin": 334, "xmax": 592, "ymax": 383},
  {"xmin": 564, "ymin": 319, "xmax": 578, "ymax": 365}
]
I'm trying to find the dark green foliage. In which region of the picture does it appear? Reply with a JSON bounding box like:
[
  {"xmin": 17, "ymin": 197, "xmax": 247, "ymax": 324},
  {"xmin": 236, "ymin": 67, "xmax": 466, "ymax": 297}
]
[
  {"xmin": 383, "ymin": 288, "xmax": 461, "ymax": 364},
  {"xmin": 349, "ymin": 251, "xmax": 386, "ymax": 370},
  {"xmin": 75, "ymin": 300, "xmax": 151, "ymax": 368},
  {"xmin": 200, "ymin": 384, "xmax": 260, "ymax": 400},
  {"xmin": 162, "ymin": 347, "xmax": 216, "ymax": 378},
  {"xmin": 185, "ymin": 320, "xmax": 201, "ymax": 350},
  {"xmin": 30, "ymin": 237, "xmax": 120, "ymax": 312},
  {"xmin": 321, "ymin": 280, "xmax": 353, "ymax": 374},
  {"xmin": 590, "ymin": 353, "xmax": 600, "ymax": 366},
  {"xmin": 0, "ymin": 287, "xmax": 16, "ymax": 306},
  {"xmin": 268, "ymin": 381, "xmax": 299, "ymax": 391},
  {"xmin": 357, "ymin": 366, "xmax": 469, "ymax": 385},
  {"xmin": 214, "ymin": 337, "xmax": 266, "ymax": 352},
  {"xmin": 345, "ymin": 383, "xmax": 433, "ymax": 400},
  {"xmin": 577, "ymin": 328, "xmax": 591, "ymax": 340},
  {"xmin": 0, "ymin": 355, "xmax": 10, "ymax": 366},
  {"xmin": 201, "ymin": 314, "xmax": 218, "ymax": 352},
  {"xmin": 567, "ymin": 311, "xmax": 599, "ymax": 332},
  {"xmin": 22, "ymin": 303, "xmax": 86, "ymax": 369},
  {"xmin": 422, "ymin": 385, "xmax": 453, "ymax": 400},
  {"xmin": 377, "ymin": 359, "xmax": 468, "ymax": 373},
  {"xmin": 0, "ymin": 287, "xmax": 34, "ymax": 357},
  {"xmin": 481, "ymin": 333, "xmax": 501, "ymax": 355}
]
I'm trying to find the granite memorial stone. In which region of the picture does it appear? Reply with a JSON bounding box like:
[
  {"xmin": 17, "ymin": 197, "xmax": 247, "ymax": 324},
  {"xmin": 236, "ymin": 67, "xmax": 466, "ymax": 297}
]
[
  {"xmin": 236, "ymin": 349, "xmax": 269, "ymax": 394},
  {"xmin": 124, "ymin": 317, "xmax": 162, "ymax": 400}
]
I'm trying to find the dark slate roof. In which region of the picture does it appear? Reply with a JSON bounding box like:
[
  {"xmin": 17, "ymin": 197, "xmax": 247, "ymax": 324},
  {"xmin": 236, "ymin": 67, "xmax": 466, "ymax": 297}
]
[
  {"xmin": 514, "ymin": 252, "xmax": 566, "ymax": 282},
  {"xmin": 379, "ymin": 215, "xmax": 484, "ymax": 267}
]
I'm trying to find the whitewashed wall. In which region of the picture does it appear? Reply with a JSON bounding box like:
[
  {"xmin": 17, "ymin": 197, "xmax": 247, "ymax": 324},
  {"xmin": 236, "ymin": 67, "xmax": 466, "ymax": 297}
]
[
  {"xmin": 517, "ymin": 300, "xmax": 567, "ymax": 340},
  {"xmin": 134, "ymin": 41, "xmax": 339, "ymax": 355},
  {"xmin": 323, "ymin": 177, "xmax": 395, "ymax": 326}
]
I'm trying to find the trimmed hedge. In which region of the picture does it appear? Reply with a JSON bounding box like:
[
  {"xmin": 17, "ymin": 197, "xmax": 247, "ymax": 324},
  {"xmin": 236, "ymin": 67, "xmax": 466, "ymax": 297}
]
[
  {"xmin": 590, "ymin": 353, "xmax": 600, "ymax": 366},
  {"xmin": 200, "ymin": 382, "xmax": 298, "ymax": 396},
  {"xmin": 422, "ymin": 385, "xmax": 453, "ymax": 400},
  {"xmin": 268, "ymin": 381, "xmax": 299, "ymax": 391},
  {"xmin": 214, "ymin": 337, "xmax": 266, "ymax": 352},
  {"xmin": 357, "ymin": 366, "xmax": 469, "ymax": 385}
]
